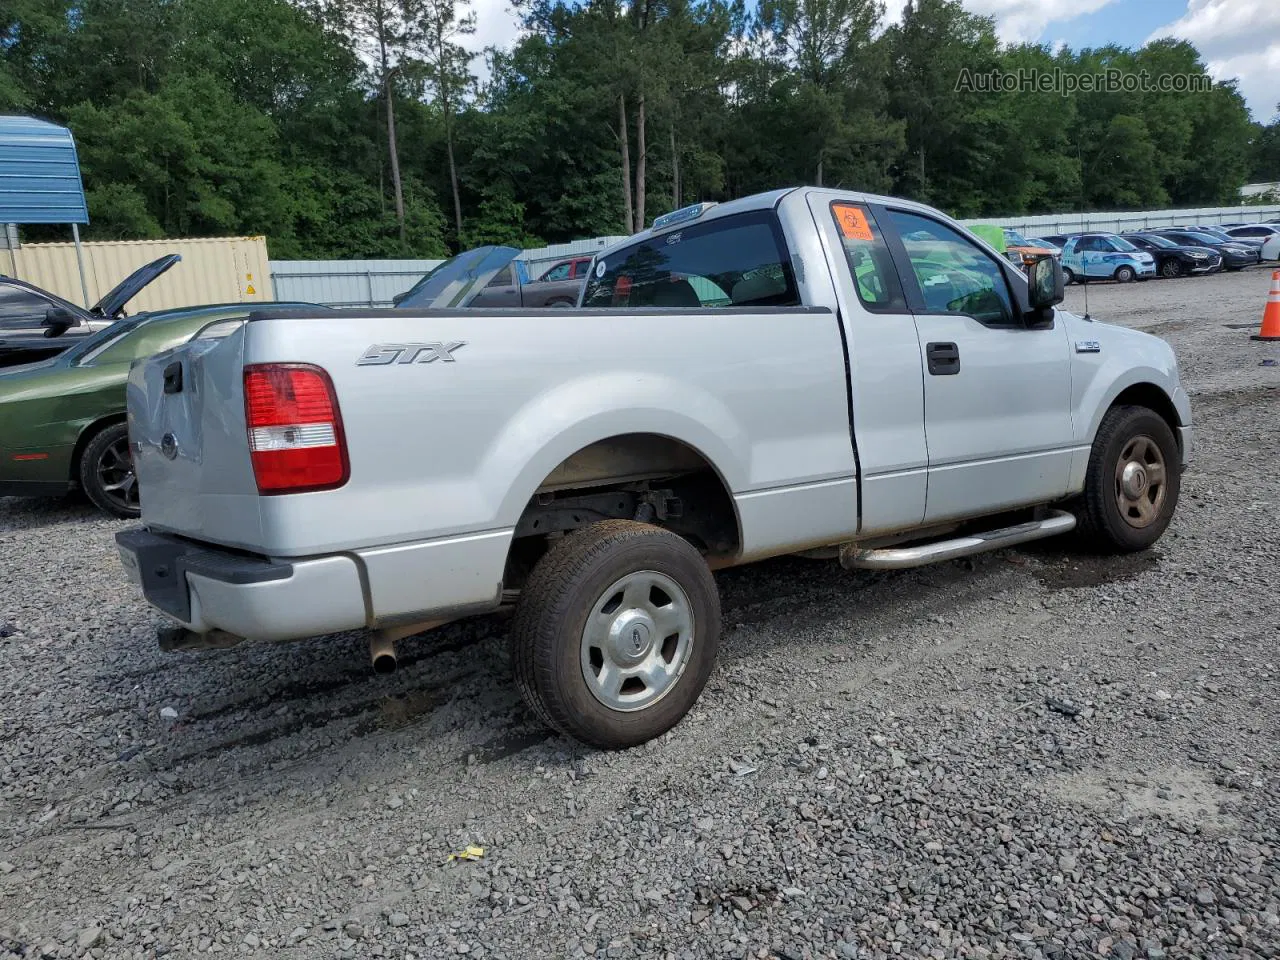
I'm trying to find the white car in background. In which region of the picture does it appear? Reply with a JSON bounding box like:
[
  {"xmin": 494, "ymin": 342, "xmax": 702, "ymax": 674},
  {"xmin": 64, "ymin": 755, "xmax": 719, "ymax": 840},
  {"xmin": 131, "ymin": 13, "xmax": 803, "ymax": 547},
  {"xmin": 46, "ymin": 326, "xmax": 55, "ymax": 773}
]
[{"xmin": 1224, "ymin": 224, "xmax": 1280, "ymax": 261}]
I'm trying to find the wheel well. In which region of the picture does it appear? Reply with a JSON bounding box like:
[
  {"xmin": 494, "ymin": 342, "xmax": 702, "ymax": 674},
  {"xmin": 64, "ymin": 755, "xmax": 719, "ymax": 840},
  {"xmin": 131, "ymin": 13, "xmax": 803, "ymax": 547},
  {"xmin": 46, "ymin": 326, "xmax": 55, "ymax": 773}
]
[
  {"xmin": 69, "ymin": 414, "xmax": 126, "ymax": 482},
  {"xmin": 1111, "ymin": 384, "xmax": 1181, "ymax": 453},
  {"xmin": 505, "ymin": 434, "xmax": 741, "ymax": 589}
]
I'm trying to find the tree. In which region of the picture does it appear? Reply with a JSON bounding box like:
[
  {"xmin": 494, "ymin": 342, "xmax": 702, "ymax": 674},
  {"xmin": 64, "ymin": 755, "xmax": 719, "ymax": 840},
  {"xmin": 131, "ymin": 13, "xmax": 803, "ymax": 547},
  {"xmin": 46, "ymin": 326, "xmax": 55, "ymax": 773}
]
[
  {"xmin": 344, "ymin": 0, "xmax": 413, "ymax": 241},
  {"xmin": 404, "ymin": 0, "xmax": 477, "ymax": 242},
  {"xmin": 886, "ymin": 0, "xmax": 1002, "ymax": 213},
  {"xmin": 1252, "ymin": 106, "xmax": 1280, "ymax": 182}
]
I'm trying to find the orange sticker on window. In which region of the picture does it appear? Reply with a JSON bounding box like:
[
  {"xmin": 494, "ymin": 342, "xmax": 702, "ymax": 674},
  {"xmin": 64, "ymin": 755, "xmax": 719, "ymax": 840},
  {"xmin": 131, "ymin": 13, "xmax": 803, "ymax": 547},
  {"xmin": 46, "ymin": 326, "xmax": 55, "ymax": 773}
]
[{"xmin": 834, "ymin": 204, "xmax": 874, "ymax": 243}]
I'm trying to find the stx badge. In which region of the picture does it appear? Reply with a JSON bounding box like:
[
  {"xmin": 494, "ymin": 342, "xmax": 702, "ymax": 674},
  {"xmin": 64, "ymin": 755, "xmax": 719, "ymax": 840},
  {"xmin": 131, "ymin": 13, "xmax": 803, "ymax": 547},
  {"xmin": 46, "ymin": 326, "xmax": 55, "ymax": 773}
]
[{"xmin": 357, "ymin": 341, "xmax": 467, "ymax": 365}]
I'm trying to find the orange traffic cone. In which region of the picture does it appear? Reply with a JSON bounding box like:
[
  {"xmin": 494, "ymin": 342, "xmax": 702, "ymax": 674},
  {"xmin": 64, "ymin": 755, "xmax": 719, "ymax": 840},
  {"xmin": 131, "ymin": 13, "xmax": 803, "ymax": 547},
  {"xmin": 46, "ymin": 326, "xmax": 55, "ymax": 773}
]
[{"xmin": 1254, "ymin": 270, "xmax": 1280, "ymax": 341}]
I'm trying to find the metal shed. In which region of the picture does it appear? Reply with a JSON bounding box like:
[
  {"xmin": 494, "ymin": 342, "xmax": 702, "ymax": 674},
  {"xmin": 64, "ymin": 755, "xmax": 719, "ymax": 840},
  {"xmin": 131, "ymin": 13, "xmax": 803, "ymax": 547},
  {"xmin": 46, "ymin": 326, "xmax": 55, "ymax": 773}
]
[
  {"xmin": 0, "ymin": 116, "xmax": 90, "ymax": 224},
  {"xmin": 1, "ymin": 114, "xmax": 92, "ymax": 303}
]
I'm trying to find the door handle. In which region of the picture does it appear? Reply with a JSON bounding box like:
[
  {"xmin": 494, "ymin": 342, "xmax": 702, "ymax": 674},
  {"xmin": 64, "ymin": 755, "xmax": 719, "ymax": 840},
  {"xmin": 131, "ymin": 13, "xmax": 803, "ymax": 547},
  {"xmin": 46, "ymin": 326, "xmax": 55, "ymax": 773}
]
[{"xmin": 926, "ymin": 341, "xmax": 960, "ymax": 376}]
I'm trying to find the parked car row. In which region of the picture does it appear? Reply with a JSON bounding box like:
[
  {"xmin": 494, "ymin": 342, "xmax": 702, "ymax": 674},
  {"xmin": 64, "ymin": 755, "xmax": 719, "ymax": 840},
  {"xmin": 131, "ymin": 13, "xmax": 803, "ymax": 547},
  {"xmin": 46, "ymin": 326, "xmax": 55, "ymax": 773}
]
[{"xmin": 1022, "ymin": 221, "xmax": 1275, "ymax": 284}]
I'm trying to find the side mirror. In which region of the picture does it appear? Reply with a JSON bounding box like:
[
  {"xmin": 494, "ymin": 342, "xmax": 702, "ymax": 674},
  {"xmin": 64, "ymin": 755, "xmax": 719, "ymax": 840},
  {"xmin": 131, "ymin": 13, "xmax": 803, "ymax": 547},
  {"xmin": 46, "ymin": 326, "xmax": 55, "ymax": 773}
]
[
  {"xmin": 42, "ymin": 305, "xmax": 80, "ymax": 338},
  {"xmin": 1027, "ymin": 255, "xmax": 1064, "ymax": 310}
]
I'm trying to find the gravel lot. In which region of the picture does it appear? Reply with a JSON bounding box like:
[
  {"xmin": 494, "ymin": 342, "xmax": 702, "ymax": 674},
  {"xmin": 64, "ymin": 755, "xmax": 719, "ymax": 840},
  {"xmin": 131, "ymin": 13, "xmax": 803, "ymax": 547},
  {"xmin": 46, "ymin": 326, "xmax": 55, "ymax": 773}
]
[{"xmin": 2, "ymin": 265, "xmax": 1279, "ymax": 960}]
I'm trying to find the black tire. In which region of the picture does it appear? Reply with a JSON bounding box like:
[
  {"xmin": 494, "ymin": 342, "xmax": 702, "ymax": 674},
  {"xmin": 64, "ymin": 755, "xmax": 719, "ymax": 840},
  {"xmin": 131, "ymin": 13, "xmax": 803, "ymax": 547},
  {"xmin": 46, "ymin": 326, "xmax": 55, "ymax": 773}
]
[
  {"xmin": 1114, "ymin": 265, "xmax": 1136, "ymax": 283},
  {"xmin": 547, "ymin": 299, "xmax": 575, "ymax": 309},
  {"xmin": 509, "ymin": 520, "xmax": 721, "ymax": 749},
  {"xmin": 1075, "ymin": 406, "xmax": 1180, "ymax": 553},
  {"xmin": 1160, "ymin": 258, "xmax": 1182, "ymax": 279},
  {"xmin": 79, "ymin": 422, "xmax": 140, "ymax": 519},
  {"xmin": 1062, "ymin": 267, "xmax": 1075, "ymax": 286}
]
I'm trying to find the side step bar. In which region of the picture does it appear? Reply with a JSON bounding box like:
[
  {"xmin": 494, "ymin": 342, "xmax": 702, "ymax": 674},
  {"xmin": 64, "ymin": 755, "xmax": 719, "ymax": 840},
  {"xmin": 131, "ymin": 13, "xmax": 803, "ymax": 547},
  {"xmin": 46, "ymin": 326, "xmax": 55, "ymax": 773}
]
[{"xmin": 840, "ymin": 509, "xmax": 1077, "ymax": 571}]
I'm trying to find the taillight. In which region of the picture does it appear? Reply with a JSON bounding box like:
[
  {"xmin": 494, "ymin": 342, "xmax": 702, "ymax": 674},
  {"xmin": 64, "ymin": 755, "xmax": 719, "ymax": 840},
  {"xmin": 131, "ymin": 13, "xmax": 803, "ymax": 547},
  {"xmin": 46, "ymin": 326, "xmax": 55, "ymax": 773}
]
[{"xmin": 243, "ymin": 364, "xmax": 348, "ymax": 494}]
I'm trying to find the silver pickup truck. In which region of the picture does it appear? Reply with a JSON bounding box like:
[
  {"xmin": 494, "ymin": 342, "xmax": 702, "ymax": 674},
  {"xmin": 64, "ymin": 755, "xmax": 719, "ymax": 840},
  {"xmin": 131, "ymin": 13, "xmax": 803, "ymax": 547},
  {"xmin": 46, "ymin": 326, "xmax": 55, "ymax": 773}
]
[{"xmin": 116, "ymin": 187, "xmax": 1190, "ymax": 749}]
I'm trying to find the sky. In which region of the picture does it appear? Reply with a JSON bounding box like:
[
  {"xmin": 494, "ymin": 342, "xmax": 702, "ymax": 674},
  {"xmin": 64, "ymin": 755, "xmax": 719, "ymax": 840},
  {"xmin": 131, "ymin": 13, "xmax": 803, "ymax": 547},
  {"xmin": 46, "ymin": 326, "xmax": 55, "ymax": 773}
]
[{"xmin": 465, "ymin": 0, "xmax": 1278, "ymax": 123}]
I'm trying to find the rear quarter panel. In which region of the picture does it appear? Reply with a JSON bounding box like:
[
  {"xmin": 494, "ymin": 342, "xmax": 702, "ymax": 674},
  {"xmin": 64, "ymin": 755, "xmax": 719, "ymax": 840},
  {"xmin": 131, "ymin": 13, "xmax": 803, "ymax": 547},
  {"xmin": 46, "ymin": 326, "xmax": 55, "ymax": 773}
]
[{"xmin": 219, "ymin": 308, "xmax": 856, "ymax": 557}]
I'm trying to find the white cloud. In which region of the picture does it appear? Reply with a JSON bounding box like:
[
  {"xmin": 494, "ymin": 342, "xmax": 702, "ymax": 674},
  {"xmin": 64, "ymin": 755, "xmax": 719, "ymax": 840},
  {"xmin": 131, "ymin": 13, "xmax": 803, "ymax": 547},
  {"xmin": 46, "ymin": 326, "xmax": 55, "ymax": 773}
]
[
  {"xmin": 1149, "ymin": 0, "xmax": 1280, "ymax": 121},
  {"xmin": 463, "ymin": 0, "xmax": 525, "ymax": 84},
  {"xmin": 961, "ymin": 0, "xmax": 1117, "ymax": 44},
  {"xmin": 881, "ymin": 0, "xmax": 1118, "ymax": 41},
  {"xmin": 468, "ymin": 0, "xmax": 523, "ymax": 54}
]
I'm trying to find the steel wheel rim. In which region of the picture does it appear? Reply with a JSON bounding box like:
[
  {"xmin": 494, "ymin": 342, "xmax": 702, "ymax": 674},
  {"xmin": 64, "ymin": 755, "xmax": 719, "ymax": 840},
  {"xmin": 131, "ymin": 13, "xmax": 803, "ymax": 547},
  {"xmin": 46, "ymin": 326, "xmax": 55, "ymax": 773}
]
[
  {"xmin": 580, "ymin": 569, "xmax": 694, "ymax": 712},
  {"xmin": 97, "ymin": 436, "xmax": 139, "ymax": 511},
  {"xmin": 1114, "ymin": 434, "xmax": 1166, "ymax": 529}
]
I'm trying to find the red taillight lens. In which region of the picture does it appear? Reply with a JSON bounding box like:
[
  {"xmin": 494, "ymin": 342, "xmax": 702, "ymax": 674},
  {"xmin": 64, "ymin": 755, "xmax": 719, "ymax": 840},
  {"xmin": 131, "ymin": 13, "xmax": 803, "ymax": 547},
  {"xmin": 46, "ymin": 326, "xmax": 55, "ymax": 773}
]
[{"xmin": 243, "ymin": 364, "xmax": 348, "ymax": 494}]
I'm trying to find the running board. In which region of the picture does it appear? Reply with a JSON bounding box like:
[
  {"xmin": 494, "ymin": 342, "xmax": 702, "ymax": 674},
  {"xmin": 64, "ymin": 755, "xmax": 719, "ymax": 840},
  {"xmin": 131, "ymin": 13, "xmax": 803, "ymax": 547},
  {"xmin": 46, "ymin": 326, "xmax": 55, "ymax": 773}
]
[{"xmin": 840, "ymin": 509, "xmax": 1077, "ymax": 571}]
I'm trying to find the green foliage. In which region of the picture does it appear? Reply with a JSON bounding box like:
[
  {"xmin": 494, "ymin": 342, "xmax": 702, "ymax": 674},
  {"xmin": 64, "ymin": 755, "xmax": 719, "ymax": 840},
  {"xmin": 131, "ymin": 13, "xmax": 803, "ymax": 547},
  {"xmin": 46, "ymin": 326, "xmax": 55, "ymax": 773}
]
[{"xmin": 0, "ymin": 0, "xmax": 1263, "ymax": 260}]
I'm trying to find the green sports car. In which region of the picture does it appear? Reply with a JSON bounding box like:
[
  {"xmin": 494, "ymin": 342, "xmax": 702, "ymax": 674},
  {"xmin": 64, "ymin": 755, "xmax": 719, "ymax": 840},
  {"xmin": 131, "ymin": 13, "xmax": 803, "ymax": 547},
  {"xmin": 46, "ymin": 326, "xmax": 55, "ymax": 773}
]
[{"xmin": 0, "ymin": 301, "xmax": 322, "ymax": 518}]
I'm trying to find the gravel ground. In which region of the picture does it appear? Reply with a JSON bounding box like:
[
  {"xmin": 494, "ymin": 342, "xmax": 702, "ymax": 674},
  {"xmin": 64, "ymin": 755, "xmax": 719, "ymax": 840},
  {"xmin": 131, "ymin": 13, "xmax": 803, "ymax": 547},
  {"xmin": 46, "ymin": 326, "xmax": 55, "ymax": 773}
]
[{"xmin": 2, "ymin": 265, "xmax": 1279, "ymax": 960}]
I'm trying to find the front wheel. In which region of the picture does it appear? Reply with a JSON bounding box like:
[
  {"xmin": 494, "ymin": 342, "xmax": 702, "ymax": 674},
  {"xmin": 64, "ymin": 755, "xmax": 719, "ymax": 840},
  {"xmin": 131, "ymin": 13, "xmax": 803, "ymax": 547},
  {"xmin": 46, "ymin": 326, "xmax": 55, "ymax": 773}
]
[
  {"xmin": 1114, "ymin": 265, "xmax": 1136, "ymax": 283},
  {"xmin": 509, "ymin": 520, "xmax": 721, "ymax": 749},
  {"xmin": 1160, "ymin": 258, "xmax": 1183, "ymax": 279},
  {"xmin": 1075, "ymin": 406, "xmax": 1180, "ymax": 552},
  {"xmin": 79, "ymin": 422, "xmax": 140, "ymax": 519},
  {"xmin": 1062, "ymin": 267, "xmax": 1076, "ymax": 286}
]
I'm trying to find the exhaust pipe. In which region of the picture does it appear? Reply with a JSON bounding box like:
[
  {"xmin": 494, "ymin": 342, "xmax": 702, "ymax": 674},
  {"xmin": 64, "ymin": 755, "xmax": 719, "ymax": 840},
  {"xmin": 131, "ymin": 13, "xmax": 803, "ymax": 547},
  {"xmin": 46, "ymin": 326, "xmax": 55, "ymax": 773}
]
[{"xmin": 369, "ymin": 632, "xmax": 398, "ymax": 675}]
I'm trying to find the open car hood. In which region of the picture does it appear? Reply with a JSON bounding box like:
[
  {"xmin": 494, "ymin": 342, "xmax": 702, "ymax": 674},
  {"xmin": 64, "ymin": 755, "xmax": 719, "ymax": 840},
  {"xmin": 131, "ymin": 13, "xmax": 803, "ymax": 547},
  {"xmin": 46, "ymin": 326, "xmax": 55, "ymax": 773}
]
[
  {"xmin": 392, "ymin": 246, "xmax": 521, "ymax": 309},
  {"xmin": 92, "ymin": 253, "xmax": 181, "ymax": 318}
]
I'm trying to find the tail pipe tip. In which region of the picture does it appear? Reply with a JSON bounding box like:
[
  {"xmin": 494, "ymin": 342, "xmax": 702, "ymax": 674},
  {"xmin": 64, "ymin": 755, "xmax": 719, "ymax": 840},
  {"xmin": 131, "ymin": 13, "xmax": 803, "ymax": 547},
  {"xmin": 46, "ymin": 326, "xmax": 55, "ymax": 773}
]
[{"xmin": 369, "ymin": 633, "xmax": 398, "ymax": 675}]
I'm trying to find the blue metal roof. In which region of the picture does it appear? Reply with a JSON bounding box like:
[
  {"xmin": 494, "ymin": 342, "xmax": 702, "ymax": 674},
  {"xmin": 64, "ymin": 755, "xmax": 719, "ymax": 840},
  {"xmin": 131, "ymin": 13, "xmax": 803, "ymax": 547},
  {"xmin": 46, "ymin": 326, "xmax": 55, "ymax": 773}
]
[{"xmin": 0, "ymin": 116, "xmax": 89, "ymax": 224}]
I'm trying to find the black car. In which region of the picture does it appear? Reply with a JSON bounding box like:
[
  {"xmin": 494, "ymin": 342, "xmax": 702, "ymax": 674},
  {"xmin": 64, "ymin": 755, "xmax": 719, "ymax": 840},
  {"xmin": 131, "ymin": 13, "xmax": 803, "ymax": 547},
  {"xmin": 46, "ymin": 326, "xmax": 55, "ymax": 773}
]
[
  {"xmin": 1037, "ymin": 234, "xmax": 1073, "ymax": 248},
  {"xmin": 0, "ymin": 254, "xmax": 180, "ymax": 368},
  {"xmin": 1146, "ymin": 230, "xmax": 1259, "ymax": 271},
  {"xmin": 1122, "ymin": 233, "xmax": 1222, "ymax": 278}
]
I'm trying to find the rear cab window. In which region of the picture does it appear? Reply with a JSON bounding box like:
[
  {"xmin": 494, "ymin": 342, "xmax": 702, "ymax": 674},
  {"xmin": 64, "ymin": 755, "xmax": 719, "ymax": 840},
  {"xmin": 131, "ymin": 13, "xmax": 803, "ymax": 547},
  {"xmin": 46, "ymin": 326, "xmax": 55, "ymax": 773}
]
[{"xmin": 582, "ymin": 210, "xmax": 799, "ymax": 309}]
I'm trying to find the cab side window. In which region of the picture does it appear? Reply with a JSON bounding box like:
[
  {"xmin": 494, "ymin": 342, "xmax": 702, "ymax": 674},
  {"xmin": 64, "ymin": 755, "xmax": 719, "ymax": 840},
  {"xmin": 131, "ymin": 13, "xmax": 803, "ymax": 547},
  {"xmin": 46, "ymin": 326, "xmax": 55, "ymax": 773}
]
[
  {"xmin": 542, "ymin": 262, "xmax": 571, "ymax": 282},
  {"xmin": 486, "ymin": 265, "xmax": 514, "ymax": 288},
  {"xmin": 829, "ymin": 202, "xmax": 906, "ymax": 313},
  {"xmin": 0, "ymin": 281, "xmax": 56, "ymax": 330},
  {"xmin": 887, "ymin": 211, "xmax": 1016, "ymax": 327}
]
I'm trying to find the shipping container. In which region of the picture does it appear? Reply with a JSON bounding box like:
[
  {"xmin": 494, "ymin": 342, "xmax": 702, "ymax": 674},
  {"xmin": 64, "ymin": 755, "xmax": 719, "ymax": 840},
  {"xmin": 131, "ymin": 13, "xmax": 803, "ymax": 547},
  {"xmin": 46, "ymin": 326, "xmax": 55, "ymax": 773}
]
[{"xmin": 9, "ymin": 235, "xmax": 272, "ymax": 313}]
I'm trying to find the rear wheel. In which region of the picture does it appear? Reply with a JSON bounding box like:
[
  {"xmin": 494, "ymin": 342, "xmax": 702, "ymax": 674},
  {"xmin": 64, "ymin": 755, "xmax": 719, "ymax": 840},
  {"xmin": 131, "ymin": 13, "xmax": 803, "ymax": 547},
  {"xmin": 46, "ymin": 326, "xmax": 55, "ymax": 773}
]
[
  {"xmin": 79, "ymin": 422, "xmax": 140, "ymax": 519},
  {"xmin": 1160, "ymin": 258, "xmax": 1183, "ymax": 278},
  {"xmin": 509, "ymin": 520, "xmax": 721, "ymax": 749},
  {"xmin": 1114, "ymin": 265, "xmax": 1136, "ymax": 283},
  {"xmin": 1075, "ymin": 406, "xmax": 1180, "ymax": 553}
]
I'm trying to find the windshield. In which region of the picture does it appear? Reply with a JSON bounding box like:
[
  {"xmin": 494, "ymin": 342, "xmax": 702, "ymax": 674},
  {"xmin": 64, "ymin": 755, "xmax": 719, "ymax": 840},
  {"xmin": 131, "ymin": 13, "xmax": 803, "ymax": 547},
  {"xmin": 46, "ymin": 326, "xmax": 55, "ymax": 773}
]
[
  {"xmin": 1184, "ymin": 232, "xmax": 1221, "ymax": 245},
  {"xmin": 1139, "ymin": 234, "xmax": 1175, "ymax": 248},
  {"xmin": 1110, "ymin": 236, "xmax": 1139, "ymax": 252},
  {"xmin": 394, "ymin": 246, "xmax": 520, "ymax": 308},
  {"xmin": 62, "ymin": 316, "xmax": 148, "ymax": 364},
  {"xmin": 1003, "ymin": 229, "xmax": 1031, "ymax": 246}
]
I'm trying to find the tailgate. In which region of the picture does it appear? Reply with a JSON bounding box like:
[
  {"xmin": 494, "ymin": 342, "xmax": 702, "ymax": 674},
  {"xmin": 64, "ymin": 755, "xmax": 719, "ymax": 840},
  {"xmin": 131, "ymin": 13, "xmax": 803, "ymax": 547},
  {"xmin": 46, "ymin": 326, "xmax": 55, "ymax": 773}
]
[{"xmin": 128, "ymin": 323, "xmax": 265, "ymax": 550}]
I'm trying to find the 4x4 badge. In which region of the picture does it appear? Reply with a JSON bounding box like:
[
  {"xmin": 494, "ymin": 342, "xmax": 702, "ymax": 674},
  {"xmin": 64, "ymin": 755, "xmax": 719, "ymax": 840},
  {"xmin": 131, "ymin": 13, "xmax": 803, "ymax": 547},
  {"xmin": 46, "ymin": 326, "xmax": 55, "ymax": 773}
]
[{"xmin": 357, "ymin": 341, "xmax": 467, "ymax": 365}]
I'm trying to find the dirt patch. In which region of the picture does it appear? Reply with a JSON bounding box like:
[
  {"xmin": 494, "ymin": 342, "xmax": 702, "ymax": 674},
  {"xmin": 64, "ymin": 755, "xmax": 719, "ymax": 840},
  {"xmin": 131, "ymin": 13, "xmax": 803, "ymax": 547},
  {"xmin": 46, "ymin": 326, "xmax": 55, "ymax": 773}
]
[
  {"xmin": 1034, "ymin": 551, "xmax": 1161, "ymax": 590},
  {"xmin": 1047, "ymin": 765, "xmax": 1239, "ymax": 832}
]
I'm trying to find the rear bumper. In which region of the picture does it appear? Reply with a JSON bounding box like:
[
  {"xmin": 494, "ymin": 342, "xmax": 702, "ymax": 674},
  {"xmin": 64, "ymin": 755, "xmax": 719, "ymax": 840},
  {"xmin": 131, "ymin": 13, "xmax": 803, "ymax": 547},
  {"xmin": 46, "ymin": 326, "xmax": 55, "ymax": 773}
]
[
  {"xmin": 115, "ymin": 526, "xmax": 511, "ymax": 643},
  {"xmin": 116, "ymin": 528, "xmax": 367, "ymax": 642}
]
